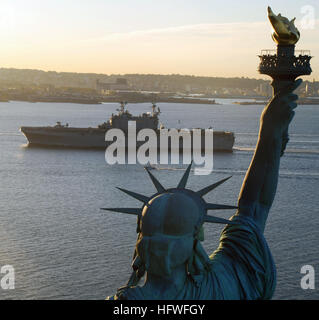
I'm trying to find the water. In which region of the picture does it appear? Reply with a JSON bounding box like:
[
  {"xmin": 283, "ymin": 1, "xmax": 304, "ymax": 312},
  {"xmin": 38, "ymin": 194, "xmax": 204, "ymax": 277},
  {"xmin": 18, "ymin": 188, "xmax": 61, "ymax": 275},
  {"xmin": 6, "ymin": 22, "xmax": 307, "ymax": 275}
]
[{"xmin": 0, "ymin": 100, "xmax": 318, "ymax": 300}]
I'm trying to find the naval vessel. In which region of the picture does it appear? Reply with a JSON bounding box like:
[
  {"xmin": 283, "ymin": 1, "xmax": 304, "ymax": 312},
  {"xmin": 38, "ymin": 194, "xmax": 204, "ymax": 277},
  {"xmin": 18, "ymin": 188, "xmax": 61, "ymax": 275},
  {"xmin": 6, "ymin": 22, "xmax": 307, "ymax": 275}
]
[{"xmin": 20, "ymin": 102, "xmax": 235, "ymax": 152}]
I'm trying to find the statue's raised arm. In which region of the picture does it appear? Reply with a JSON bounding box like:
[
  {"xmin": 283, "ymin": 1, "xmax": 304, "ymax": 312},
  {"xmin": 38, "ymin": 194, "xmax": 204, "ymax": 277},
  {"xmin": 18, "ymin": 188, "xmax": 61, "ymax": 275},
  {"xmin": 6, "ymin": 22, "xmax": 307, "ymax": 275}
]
[
  {"xmin": 236, "ymin": 6, "xmax": 311, "ymax": 233},
  {"xmin": 236, "ymin": 79, "xmax": 302, "ymax": 232}
]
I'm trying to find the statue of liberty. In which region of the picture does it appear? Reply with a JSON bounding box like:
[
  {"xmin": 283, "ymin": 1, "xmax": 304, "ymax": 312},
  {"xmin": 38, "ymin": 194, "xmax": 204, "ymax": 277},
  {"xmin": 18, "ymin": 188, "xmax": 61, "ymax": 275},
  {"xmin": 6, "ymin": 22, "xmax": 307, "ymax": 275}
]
[{"xmin": 103, "ymin": 8, "xmax": 309, "ymax": 300}]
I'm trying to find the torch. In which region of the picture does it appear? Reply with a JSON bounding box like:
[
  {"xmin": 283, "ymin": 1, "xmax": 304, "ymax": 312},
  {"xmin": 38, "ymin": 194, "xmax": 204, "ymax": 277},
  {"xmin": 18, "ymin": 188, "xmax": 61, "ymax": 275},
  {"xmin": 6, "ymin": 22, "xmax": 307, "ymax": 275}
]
[{"xmin": 258, "ymin": 7, "xmax": 312, "ymax": 155}]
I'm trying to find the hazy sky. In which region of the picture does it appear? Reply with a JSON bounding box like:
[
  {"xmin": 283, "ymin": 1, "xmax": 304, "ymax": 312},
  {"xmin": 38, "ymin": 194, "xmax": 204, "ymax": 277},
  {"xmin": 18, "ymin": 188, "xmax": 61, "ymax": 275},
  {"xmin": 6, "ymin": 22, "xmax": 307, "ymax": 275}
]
[{"xmin": 0, "ymin": 0, "xmax": 318, "ymax": 79}]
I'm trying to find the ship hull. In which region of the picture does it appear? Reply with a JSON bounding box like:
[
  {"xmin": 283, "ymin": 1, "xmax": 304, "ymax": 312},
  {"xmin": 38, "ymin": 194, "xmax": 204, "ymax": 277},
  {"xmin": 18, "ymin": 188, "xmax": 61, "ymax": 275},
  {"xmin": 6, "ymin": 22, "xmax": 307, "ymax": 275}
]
[{"xmin": 20, "ymin": 127, "xmax": 235, "ymax": 152}]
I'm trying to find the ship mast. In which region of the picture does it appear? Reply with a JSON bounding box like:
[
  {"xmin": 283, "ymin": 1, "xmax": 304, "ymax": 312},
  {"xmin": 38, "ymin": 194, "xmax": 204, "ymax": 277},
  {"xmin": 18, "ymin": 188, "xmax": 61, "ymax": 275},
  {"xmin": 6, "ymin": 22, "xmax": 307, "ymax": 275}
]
[
  {"xmin": 119, "ymin": 101, "xmax": 127, "ymax": 115},
  {"xmin": 151, "ymin": 102, "xmax": 160, "ymax": 116}
]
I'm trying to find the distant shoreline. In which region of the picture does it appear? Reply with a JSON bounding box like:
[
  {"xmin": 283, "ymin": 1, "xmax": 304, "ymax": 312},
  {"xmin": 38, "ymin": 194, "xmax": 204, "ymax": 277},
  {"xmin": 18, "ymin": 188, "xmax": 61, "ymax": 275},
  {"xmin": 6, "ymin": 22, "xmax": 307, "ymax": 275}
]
[
  {"xmin": 0, "ymin": 96, "xmax": 219, "ymax": 105},
  {"xmin": 1, "ymin": 97, "xmax": 319, "ymax": 105}
]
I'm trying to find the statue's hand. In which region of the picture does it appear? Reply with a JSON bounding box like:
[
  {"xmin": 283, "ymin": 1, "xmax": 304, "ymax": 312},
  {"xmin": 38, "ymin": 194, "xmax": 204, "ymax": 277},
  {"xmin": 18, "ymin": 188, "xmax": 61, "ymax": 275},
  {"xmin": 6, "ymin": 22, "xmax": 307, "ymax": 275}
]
[{"xmin": 260, "ymin": 79, "xmax": 302, "ymax": 140}]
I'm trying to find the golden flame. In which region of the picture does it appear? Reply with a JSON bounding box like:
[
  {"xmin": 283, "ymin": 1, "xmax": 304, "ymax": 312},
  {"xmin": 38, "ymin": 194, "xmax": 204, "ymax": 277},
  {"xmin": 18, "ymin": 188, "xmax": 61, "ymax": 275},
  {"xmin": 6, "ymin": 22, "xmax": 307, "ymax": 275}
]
[{"xmin": 268, "ymin": 6, "xmax": 300, "ymax": 45}]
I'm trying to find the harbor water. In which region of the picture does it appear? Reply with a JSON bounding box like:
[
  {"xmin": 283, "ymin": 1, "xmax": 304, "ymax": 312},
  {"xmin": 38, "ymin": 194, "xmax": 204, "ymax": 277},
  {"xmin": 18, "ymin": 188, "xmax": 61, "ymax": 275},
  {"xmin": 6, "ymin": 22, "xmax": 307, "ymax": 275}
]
[{"xmin": 0, "ymin": 100, "xmax": 318, "ymax": 299}]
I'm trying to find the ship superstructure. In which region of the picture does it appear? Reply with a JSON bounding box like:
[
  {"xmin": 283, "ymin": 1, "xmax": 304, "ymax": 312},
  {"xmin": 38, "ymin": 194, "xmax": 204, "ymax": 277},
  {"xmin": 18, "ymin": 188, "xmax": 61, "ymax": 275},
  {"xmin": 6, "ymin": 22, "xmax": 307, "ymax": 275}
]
[{"xmin": 98, "ymin": 101, "xmax": 160, "ymax": 131}]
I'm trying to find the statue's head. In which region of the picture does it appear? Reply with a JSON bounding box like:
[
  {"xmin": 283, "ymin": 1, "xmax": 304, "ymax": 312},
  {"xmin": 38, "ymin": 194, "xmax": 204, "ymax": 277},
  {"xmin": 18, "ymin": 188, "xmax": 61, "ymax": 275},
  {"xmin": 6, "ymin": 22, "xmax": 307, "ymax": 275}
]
[
  {"xmin": 136, "ymin": 192, "xmax": 203, "ymax": 277},
  {"xmin": 102, "ymin": 162, "xmax": 237, "ymax": 283}
]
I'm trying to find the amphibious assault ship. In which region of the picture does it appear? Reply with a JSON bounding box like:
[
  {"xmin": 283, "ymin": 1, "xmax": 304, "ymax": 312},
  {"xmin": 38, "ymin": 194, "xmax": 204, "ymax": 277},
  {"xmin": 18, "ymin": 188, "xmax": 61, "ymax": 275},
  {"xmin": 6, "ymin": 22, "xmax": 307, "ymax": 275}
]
[{"xmin": 20, "ymin": 102, "xmax": 234, "ymax": 152}]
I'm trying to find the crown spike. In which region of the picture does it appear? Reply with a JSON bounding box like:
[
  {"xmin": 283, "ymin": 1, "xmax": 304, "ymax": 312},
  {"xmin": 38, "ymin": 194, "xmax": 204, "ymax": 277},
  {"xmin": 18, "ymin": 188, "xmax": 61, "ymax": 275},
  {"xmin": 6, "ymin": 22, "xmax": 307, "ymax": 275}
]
[
  {"xmin": 177, "ymin": 161, "xmax": 193, "ymax": 189},
  {"xmin": 206, "ymin": 203, "xmax": 238, "ymax": 210},
  {"xmin": 197, "ymin": 176, "xmax": 232, "ymax": 197},
  {"xmin": 204, "ymin": 215, "xmax": 236, "ymax": 225},
  {"xmin": 101, "ymin": 207, "xmax": 142, "ymax": 216},
  {"xmin": 116, "ymin": 187, "xmax": 149, "ymax": 203},
  {"xmin": 144, "ymin": 167, "xmax": 165, "ymax": 193}
]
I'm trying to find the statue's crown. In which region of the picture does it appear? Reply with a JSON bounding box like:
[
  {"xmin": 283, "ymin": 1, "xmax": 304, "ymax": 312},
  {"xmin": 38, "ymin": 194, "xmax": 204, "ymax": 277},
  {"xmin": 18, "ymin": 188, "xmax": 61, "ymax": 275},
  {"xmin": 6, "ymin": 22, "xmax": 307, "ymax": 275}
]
[{"xmin": 101, "ymin": 162, "xmax": 238, "ymax": 234}]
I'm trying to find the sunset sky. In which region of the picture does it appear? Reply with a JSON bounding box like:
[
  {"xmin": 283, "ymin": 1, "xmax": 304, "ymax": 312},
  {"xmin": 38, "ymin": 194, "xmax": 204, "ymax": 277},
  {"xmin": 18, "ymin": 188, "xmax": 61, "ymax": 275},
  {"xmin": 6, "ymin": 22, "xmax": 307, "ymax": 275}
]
[{"xmin": 0, "ymin": 0, "xmax": 318, "ymax": 79}]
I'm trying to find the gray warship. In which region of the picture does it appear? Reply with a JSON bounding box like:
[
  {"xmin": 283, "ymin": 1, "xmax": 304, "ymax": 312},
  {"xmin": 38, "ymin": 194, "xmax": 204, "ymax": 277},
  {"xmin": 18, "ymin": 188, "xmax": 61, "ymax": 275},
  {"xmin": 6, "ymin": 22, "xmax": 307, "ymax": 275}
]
[{"xmin": 20, "ymin": 102, "xmax": 234, "ymax": 152}]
